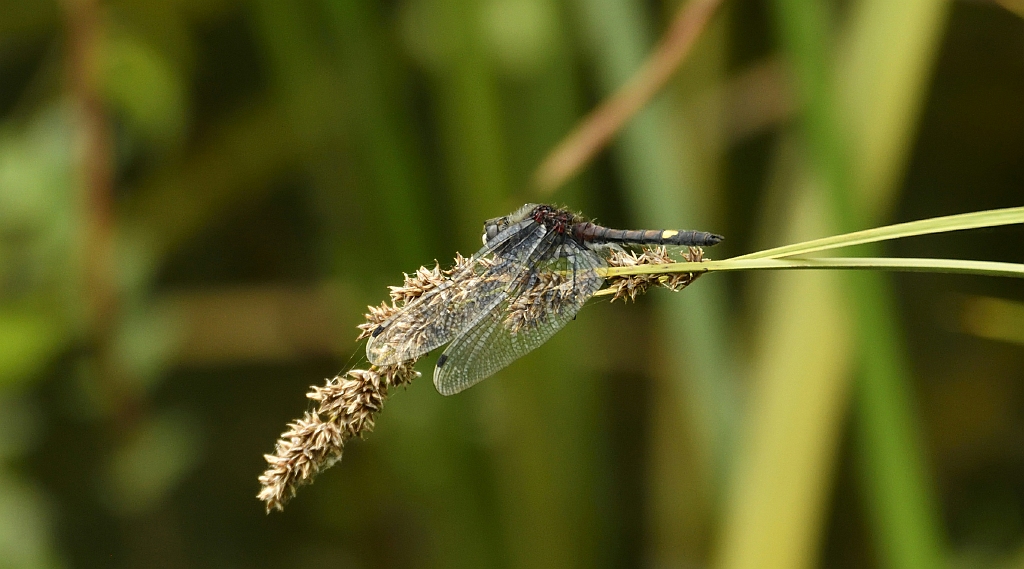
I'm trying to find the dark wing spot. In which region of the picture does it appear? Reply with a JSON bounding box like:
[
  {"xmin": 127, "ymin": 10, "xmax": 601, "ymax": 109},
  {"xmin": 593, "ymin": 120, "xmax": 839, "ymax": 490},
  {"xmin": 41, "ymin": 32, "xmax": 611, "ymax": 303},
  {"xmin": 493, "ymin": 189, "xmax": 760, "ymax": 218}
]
[
  {"xmin": 436, "ymin": 354, "xmax": 448, "ymax": 368},
  {"xmin": 371, "ymin": 325, "xmax": 384, "ymax": 338}
]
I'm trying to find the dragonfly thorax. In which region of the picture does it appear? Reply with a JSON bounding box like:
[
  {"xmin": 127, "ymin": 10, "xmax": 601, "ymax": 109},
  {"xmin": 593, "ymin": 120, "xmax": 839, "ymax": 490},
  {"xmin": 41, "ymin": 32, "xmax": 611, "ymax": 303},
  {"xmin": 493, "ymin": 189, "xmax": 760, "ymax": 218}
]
[
  {"xmin": 483, "ymin": 203, "xmax": 581, "ymax": 244},
  {"xmin": 530, "ymin": 205, "xmax": 581, "ymax": 235}
]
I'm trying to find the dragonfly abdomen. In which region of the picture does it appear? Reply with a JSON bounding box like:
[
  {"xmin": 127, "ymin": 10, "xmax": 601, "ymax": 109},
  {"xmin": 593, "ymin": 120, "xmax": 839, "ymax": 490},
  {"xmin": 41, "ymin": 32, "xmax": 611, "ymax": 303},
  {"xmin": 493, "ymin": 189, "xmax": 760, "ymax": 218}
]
[{"xmin": 573, "ymin": 222, "xmax": 722, "ymax": 247}]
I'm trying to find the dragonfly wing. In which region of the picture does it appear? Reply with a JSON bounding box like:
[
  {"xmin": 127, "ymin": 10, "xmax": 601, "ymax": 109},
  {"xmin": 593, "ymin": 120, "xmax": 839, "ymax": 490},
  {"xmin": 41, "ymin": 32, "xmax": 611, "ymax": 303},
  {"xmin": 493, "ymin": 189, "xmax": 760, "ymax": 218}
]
[
  {"xmin": 433, "ymin": 245, "xmax": 606, "ymax": 396},
  {"xmin": 366, "ymin": 218, "xmax": 546, "ymax": 366}
]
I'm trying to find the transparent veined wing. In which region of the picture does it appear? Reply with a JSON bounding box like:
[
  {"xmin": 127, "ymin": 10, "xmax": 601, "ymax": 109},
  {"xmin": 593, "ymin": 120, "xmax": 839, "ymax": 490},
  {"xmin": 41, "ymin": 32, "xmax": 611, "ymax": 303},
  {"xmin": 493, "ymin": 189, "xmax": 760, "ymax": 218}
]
[
  {"xmin": 433, "ymin": 242, "xmax": 607, "ymax": 395},
  {"xmin": 366, "ymin": 218, "xmax": 547, "ymax": 366}
]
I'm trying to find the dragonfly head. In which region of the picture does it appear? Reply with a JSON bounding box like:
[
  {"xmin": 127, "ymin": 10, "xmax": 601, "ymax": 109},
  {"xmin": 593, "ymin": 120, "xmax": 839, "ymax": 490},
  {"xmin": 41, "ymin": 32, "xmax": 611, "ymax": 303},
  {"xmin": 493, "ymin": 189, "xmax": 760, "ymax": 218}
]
[
  {"xmin": 483, "ymin": 219, "xmax": 503, "ymax": 244},
  {"xmin": 482, "ymin": 203, "xmax": 540, "ymax": 244}
]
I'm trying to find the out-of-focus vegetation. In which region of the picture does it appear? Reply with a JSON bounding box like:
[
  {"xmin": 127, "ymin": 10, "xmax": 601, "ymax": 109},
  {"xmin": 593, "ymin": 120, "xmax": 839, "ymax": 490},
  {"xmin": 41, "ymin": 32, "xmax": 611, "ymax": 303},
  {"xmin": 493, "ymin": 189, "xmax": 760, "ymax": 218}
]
[{"xmin": 0, "ymin": 0, "xmax": 1023, "ymax": 567}]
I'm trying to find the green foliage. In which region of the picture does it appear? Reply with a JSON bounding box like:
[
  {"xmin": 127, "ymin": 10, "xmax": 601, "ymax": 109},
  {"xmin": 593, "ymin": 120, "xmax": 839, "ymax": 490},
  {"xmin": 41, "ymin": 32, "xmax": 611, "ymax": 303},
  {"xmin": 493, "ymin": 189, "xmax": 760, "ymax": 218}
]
[{"xmin": 0, "ymin": 1, "xmax": 1022, "ymax": 568}]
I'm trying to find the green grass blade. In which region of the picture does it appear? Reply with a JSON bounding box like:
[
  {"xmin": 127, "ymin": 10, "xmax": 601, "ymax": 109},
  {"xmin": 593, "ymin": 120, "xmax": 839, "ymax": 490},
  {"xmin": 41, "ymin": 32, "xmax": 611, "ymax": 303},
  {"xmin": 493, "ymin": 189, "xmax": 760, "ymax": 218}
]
[
  {"xmin": 725, "ymin": 0, "xmax": 951, "ymax": 567},
  {"xmin": 600, "ymin": 257, "xmax": 1024, "ymax": 280},
  {"xmin": 730, "ymin": 205, "xmax": 1024, "ymax": 261},
  {"xmin": 572, "ymin": 0, "xmax": 739, "ymax": 507}
]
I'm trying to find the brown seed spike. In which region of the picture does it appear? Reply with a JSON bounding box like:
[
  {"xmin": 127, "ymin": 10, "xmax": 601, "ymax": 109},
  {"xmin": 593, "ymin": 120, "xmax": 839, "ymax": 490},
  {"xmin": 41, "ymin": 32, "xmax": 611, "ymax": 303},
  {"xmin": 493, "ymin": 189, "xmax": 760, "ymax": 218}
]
[
  {"xmin": 605, "ymin": 246, "xmax": 706, "ymax": 303},
  {"xmin": 261, "ymin": 206, "xmax": 720, "ymax": 513}
]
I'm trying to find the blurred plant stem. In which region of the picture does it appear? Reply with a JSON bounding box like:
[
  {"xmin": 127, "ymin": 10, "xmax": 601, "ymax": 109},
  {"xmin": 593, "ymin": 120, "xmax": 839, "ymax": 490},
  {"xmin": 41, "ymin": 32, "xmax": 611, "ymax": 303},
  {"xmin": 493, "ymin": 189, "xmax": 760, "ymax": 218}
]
[
  {"xmin": 63, "ymin": 0, "xmax": 142, "ymax": 425},
  {"xmin": 64, "ymin": 0, "xmax": 189, "ymax": 562},
  {"xmin": 422, "ymin": 0, "xmax": 510, "ymax": 245},
  {"xmin": 396, "ymin": 0, "xmax": 510, "ymax": 564},
  {"xmin": 64, "ymin": 0, "xmax": 116, "ymax": 337},
  {"xmin": 569, "ymin": 0, "xmax": 737, "ymax": 563},
  {"xmin": 120, "ymin": 103, "xmax": 303, "ymax": 259},
  {"xmin": 960, "ymin": 295, "xmax": 1024, "ymax": 345},
  {"xmin": 994, "ymin": 0, "xmax": 1024, "ymax": 19},
  {"xmin": 253, "ymin": 2, "xmax": 502, "ymax": 567},
  {"xmin": 322, "ymin": 0, "xmax": 434, "ymax": 267},
  {"xmin": 718, "ymin": 1, "xmax": 951, "ymax": 569},
  {"xmin": 485, "ymin": 3, "xmax": 612, "ymax": 565},
  {"xmin": 405, "ymin": 0, "xmax": 614, "ymax": 565},
  {"xmin": 533, "ymin": 0, "xmax": 723, "ymax": 193}
]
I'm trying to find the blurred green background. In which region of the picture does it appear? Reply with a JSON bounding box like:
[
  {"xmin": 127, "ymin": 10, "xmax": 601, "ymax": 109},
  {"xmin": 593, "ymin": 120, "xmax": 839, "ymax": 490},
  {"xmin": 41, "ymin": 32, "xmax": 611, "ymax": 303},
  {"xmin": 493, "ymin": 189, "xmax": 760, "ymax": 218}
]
[{"xmin": 1, "ymin": 0, "xmax": 1023, "ymax": 567}]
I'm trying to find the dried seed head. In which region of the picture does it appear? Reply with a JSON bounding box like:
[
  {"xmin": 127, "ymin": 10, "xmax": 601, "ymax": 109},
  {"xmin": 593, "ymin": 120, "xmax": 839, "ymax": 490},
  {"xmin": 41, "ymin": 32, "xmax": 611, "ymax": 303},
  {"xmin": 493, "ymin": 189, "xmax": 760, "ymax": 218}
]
[
  {"xmin": 257, "ymin": 360, "xmax": 423, "ymax": 513},
  {"xmin": 263, "ymin": 243, "xmax": 704, "ymax": 513},
  {"xmin": 356, "ymin": 255, "xmax": 484, "ymax": 342},
  {"xmin": 504, "ymin": 271, "xmax": 577, "ymax": 334},
  {"xmin": 447, "ymin": 252, "xmax": 475, "ymax": 274},
  {"xmin": 389, "ymin": 262, "xmax": 446, "ymax": 305},
  {"xmin": 605, "ymin": 246, "xmax": 705, "ymax": 302},
  {"xmin": 378, "ymin": 361, "xmax": 420, "ymax": 387},
  {"xmin": 357, "ymin": 301, "xmax": 400, "ymax": 340},
  {"xmin": 261, "ymin": 257, "xmax": 456, "ymax": 512},
  {"xmin": 256, "ymin": 411, "xmax": 345, "ymax": 512}
]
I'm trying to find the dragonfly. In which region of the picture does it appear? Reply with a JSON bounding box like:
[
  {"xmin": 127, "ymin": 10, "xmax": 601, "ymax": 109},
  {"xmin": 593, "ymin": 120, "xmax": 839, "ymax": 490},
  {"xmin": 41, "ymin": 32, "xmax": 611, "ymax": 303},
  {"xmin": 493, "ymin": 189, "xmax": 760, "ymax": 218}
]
[{"xmin": 366, "ymin": 203, "xmax": 723, "ymax": 395}]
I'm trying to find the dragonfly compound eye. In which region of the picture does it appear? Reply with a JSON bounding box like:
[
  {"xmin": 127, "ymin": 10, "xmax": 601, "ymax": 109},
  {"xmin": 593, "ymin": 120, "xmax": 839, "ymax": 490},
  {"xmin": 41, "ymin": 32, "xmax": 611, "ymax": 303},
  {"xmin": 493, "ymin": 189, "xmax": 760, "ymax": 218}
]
[
  {"xmin": 483, "ymin": 223, "xmax": 500, "ymax": 244},
  {"xmin": 483, "ymin": 217, "xmax": 511, "ymax": 244}
]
